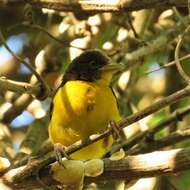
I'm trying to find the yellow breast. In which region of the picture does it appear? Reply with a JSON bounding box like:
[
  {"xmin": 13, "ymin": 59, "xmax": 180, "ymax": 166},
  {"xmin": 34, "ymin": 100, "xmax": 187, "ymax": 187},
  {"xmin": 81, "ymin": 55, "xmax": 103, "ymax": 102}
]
[{"xmin": 49, "ymin": 80, "xmax": 120, "ymax": 159}]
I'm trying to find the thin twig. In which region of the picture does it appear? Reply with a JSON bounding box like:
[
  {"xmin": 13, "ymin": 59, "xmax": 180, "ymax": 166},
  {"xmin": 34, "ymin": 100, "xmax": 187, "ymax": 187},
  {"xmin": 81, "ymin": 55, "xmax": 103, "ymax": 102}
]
[
  {"xmin": 175, "ymin": 25, "xmax": 190, "ymax": 84},
  {"xmin": 147, "ymin": 106, "xmax": 190, "ymax": 138},
  {"xmin": 146, "ymin": 53, "xmax": 190, "ymax": 75},
  {"xmin": 124, "ymin": 16, "xmax": 189, "ymax": 68},
  {"xmin": 129, "ymin": 128, "xmax": 190, "ymax": 155},
  {"xmin": 127, "ymin": 13, "xmax": 139, "ymax": 39},
  {"xmin": 0, "ymin": 77, "xmax": 41, "ymax": 95},
  {"xmin": 166, "ymin": 178, "xmax": 179, "ymax": 190},
  {"xmin": 18, "ymin": 23, "xmax": 87, "ymax": 50},
  {"xmin": 173, "ymin": 7, "xmax": 187, "ymax": 26}
]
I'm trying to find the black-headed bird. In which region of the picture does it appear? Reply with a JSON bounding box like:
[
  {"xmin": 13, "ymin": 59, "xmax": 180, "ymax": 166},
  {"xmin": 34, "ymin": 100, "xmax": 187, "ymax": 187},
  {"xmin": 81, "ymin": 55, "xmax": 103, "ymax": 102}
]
[{"xmin": 48, "ymin": 50, "xmax": 124, "ymax": 160}]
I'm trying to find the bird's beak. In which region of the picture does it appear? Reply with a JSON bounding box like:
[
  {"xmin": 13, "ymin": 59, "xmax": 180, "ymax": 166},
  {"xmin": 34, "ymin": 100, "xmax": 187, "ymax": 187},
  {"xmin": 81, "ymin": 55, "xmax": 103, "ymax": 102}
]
[{"xmin": 100, "ymin": 63, "xmax": 125, "ymax": 72}]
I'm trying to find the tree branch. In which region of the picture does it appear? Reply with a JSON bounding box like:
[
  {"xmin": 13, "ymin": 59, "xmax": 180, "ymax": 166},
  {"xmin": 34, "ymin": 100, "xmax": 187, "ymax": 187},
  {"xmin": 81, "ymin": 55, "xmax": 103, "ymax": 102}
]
[
  {"xmin": 175, "ymin": 25, "xmax": 190, "ymax": 84},
  {"xmin": 0, "ymin": 94, "xmax": 33, "ymax": 124},
  {"xmin": 20, "ymin": 23, "xmax": 87, "ymax": 50},
  {"xmin": 124, "ymin": 16, "xmax": 190, "ymax": 68},
  {"xmin": 3, "ymin": 147, "xmax": 190, "ymax": 189},
  {"xmin": 146, "ymin": 53, "xmax": 190, "ymax": 75},
  {"xmin": 0, "ymin": 0, "xmax": 188, "ymax": 13},
  {"xmin": 7, "ymin": 85, "xmax": 190, "ymax": 182},
  {"xmin": 129, "ymin": 128, "xmax": 190, "ymax": 155},
  {"xmin": 0, "ymin": 77, "xmax": 41, "ymax": 96},
  {"xmin": 111, "ymin": 106, "xmax": 190, "ymax": 153}
]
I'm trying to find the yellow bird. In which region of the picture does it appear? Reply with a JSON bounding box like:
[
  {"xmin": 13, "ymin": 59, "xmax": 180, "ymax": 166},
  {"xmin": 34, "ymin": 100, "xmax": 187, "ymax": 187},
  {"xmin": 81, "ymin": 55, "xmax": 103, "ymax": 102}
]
[{"xmin": 48, "ymin": 50, "xmax": 123, "ymax": 160}]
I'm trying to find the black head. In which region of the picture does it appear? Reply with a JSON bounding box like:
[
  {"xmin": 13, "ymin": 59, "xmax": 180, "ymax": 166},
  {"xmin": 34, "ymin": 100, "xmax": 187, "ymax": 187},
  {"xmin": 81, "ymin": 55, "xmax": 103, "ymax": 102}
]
[{"xmin": 63, "ymin": 50, "xmax": 110, "ymax": 82}]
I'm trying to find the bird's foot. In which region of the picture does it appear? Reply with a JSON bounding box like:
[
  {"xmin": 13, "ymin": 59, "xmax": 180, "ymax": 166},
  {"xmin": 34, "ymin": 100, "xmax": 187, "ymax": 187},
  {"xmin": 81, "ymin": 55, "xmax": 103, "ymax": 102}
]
[
  {"xmin": 54, "ymin": 143, "xmax": 70, "ymax": 168},
  {"xmin": 108, "ymin": 120, "xmax": 126, "ymax": 141}
]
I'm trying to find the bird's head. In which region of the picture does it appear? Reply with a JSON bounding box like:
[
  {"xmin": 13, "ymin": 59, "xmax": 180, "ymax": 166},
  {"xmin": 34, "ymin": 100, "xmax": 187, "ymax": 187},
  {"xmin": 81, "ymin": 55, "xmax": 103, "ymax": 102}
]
[{"xmin": 64, "ymin": 50, "xmax": 124, "ymax": 84}]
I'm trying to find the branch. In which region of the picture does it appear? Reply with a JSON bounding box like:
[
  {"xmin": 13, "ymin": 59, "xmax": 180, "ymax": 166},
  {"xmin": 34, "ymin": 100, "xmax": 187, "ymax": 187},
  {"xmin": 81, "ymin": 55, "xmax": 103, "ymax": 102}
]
[
  {"xmin": 1, "ymin": 0, "xmax": 188, "ymax": 13},
  {"xmin": 88, "ymin": 147, "xmax": 190, "ymax": 182},
  {"xmin": 124, "ymin": 16, "xmax": 190, "ymax": 68},
  {"xmin": 20, "ymin": 23, "xmax": 87, "ymax": 50},
  {"xmin": 0, "ymin": 77, "xmax": 41, "ymax": 123},
  {"xmin": 111, "ymin": 106, "xmax": 190, "ymax": 153},
  {"xmin": 0, "ymin": 94, "xmax": 33, "ymax": 124},
  {"xmin": 146, "ymin": 53, "xmax": 190, "ymax": 75},
  {"xmin": 3, "ymin": 147, "xmax": 190, "ymax": 189},
  {"xmin": 129, "ymin": 128, "xmax": 190, "ymax": 155},
  {"xmin": 118, "ymin": 86, "xmax": 190, "ymax": 129},
  {"xmin": 8, "ymin": 85, "xmax": 190, "ymax": 182},
  {"xmin": 175, "ymin": 25, "xmax": 190, "ymax": 84},
  {"xmin": 147, "ymin": 106, "xmax": 190, "ymax": 138},
  {"xmin": 0, "ymin": 77, "xmax": 41, "ymax": 96}
]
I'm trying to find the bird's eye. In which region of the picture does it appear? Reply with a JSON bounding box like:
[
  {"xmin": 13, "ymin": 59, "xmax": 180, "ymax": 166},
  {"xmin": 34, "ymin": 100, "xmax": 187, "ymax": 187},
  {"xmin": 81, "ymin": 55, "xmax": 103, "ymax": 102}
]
[
  {"xmin": 89, "ymin": 61, "xmax": 98, "ymax": 70},
  {"xmin": 89, "ymin": 61, "xmax": 96, "ymax": 66}
]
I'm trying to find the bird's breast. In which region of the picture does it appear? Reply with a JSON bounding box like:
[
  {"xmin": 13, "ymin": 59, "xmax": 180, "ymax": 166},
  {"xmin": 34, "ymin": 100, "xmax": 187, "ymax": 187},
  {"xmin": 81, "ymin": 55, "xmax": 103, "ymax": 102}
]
[{"xmin": 49, "ymin": 80, "xmax": 120, "ymax": 145}]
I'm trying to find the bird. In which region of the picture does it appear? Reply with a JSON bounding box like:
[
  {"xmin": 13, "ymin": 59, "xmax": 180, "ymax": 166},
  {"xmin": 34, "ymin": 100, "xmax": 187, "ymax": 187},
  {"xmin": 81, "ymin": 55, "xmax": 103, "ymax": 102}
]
[{"xmin": 48, "ymin": 49, "xmax": 124, "ymax": 160}]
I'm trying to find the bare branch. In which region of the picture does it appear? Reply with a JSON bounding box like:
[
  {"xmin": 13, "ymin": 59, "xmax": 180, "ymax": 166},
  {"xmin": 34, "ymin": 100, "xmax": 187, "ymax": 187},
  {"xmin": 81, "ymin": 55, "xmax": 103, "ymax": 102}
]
[
  {"xmin": 124, "ymin": 16, "xmax": 189, "ymax": 68},
  {"xmin": 3, "ymin": 147, "xmax": 190, "ymax": 189},
  {"xmin": 129, "ymin": 128, "xmax": 190, "ymax": 155},
  {"xmin": 147, "ymin": 106, "xmax": 190, "ymax": 138},
  {"xmin": 0, "ymin": 77, "xmax": 41, "ymax": 96},
  {"xmin": 124, "ymin": 35, "xmax": 168, "ymax": 64},
  {"xmin": 20, "ymin": 23, "xmax": 87, "ymax": 50},
  {"xmin": 145, "ymin": 53, "xmax": 190, "ymax": 75},
  {"xmin": 111, "ymin": 106, "xmax": 190, "ymax": 153},
  {"xmin": 118, "ymin": 86, "xmax": 190, "ymax": 129},
  {"xmin": 0, "ymin": 94, "xmax": 33, "ymax": 124},
  {"xmin": 8, "ymin": 85, "xmax": 190, "ymax": 182},
  {"xmin": 175, "ymin": 25, "xmax": 190, "ymax": 84},
  {"xmin": 87, "ymin": 147, "xmax": 190, "ymax": 182}
]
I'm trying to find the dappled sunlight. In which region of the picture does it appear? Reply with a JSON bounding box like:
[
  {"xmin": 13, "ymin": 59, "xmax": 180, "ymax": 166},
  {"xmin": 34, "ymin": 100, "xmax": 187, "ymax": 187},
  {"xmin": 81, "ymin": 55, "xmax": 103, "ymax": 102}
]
[
  {"xmin": 102, "ymin": 41, "xmax": 113, "ymax": 50},
  {"xmin": 118, "ymin": 71, "xmax": 130, "ymax": 91},
  {"xmin": 1, "ymin": 1, "xmax": 190, "ymax": 190},
  {"xmin": 117, "ymin": 28, "xmax": 128, "ymax": 42},
  {"xmin": 27, "ymin": 100, "xmax": 46, "ymax": 119},
  {"xmin": 131, "ymin": 150, "xmax": 178, "ymax": 166}
]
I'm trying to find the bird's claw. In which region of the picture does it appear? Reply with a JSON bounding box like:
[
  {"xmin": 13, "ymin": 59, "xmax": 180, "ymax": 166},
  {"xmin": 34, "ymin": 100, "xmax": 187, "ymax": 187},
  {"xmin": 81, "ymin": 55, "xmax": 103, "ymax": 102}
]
[
  {"xmin": 108, "ymin": 120, "xmax": 126, "ymax": 141},
  {"xmin": 54, "ymin": 143, "xmax": 70, "ymax": 168}
]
